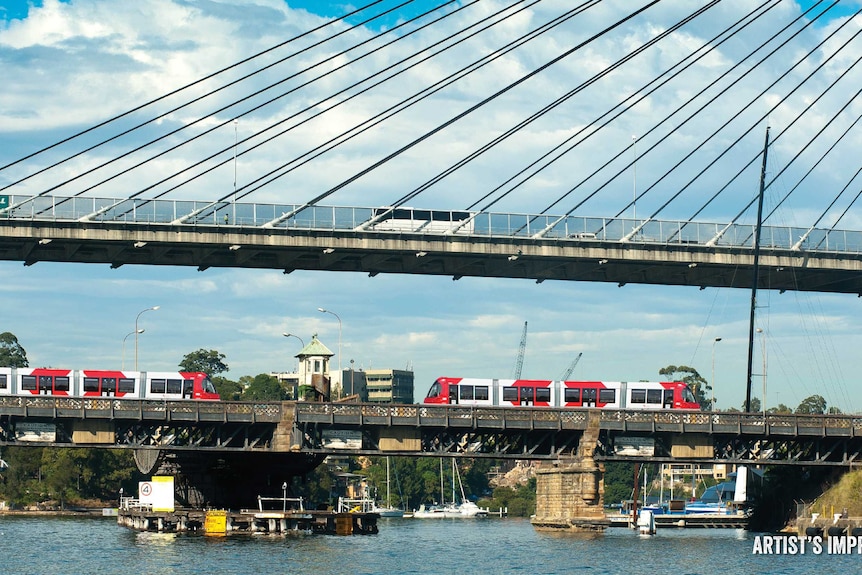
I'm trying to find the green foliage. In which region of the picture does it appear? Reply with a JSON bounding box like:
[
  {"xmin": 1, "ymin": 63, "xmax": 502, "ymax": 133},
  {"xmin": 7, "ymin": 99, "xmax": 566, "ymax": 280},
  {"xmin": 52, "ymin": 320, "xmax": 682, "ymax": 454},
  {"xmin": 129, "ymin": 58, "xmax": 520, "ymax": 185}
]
[
  {"xmin": 211, "ymin": 376, "xmax": 242, "ymax": 401},
  {"xmin": 658, "ymin": 364, "xmax": 710, "ymax": 409},
  {"xmin": 240, "ymin": 374, "xmax": 286, "ymax": 401},
  {"xmin": 0, "ymin": 332, "xmax": 28, "ymax": 367},
  {"xmin": 0, "ymin": 447, "xmax": 139, "ymax": 507},
  {"xmin": 796, "ymin": 394, "xmax": 827, "ymax": 415},
  {"xmin": 603, "ymin": 462, "xmax": 636, "ymax": 505},
  {"xmin": 766, "ymin": 403, "xmax": 792, "ymax": 414},
  {"xmin": 179, "ymin": 349, "xmax": 229, "ymax": 375}
]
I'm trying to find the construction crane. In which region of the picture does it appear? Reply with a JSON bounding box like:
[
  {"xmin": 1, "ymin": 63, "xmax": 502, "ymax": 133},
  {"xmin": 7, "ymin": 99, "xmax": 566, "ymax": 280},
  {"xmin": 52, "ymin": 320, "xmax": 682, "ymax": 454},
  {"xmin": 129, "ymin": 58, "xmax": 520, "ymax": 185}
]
[
  {"xmin": 560, "ymin": 352, "xmax": 583, "ymax": 380},
  {"xmin": 512, "ymin": 321, "xmax": 527, "ymax": 379}
]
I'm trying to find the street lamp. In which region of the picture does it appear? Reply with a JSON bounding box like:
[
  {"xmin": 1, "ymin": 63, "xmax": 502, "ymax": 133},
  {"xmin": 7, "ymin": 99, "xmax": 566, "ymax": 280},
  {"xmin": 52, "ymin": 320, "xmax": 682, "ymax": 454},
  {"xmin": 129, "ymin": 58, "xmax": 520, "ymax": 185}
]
[
  {"xmin": 317, "ymin": 307, "xmax": 342, "ymax": 397},
  {"xmin": 135, "ymin": 306, "xmax": 160, "ymax": 371},
  {"xmin": 282, "ymin": 333, "xmax": 305, "ymax": 347},
  {"xmin": 282, "ymin": 481, "xmax": 288, "ymax": 512},
  {"xmin": 757, "ymin": 328, "xmax": 766, "ymax": 413},
  {"xmin": 122, "ymin": 329, "xmax": 144, "ymax": 370},
  {"xmin": 711, "ymin": 337, "xmax": 722, "ymax": 411}
]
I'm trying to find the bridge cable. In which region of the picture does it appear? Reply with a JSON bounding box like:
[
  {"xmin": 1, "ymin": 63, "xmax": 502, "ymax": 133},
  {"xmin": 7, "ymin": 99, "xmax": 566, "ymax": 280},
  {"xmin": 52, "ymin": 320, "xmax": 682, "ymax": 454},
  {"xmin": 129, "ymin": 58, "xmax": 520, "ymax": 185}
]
[
  {"xmin": 134, "ymin": 0, "xmax": 537, "ymax": 210},
  {"xmin": 148, "ymin": 0, "xmax": 599, "ymax": 220},
  {"xmin": 384, "ymin": 0, "xmax": 724, "ymax": 215},
  {"xmin": 525, "ymin": 1, "xmax": 834, "ymax": 227},
  {"xmin": 461, "ymin": 0, "xmax": 785, "ymax": 217},
  {"xmin": 249, "ymin": 1, "xmax": 664, "ymax": 223},
  {"xmin": 0, "ymin": 0, "xmax": 390, "ymax": 180},
  {"xmin": 623, "ymin": 7, "xmax": 862, "ymax": 237},
  {"xmin": 13, "ymin": 0, "xmax": 455, "ymax": 206}
]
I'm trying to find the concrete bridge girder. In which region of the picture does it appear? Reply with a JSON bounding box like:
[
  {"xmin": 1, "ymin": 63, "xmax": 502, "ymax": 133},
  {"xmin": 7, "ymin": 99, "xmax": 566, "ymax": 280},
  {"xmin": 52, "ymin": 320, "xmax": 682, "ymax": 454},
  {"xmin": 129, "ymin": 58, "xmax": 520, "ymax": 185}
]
[{"xmin": 2, "ymin": 220, "xmax": 862, "ymax": 292}]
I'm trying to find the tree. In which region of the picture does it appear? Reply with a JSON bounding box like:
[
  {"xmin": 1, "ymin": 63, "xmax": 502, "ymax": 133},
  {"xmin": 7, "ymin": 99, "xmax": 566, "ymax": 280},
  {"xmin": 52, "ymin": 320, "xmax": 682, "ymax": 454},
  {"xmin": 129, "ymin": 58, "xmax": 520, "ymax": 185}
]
[
  {"xmin": 179, "ymin": 349, "xmax": 228, "ymax": 375},
  {"xmin": 766, "ymin": 403, "xmax": 792, "ymax": 414},
  {"xmin": 212, "ymin": 376, "xmax": 242, "ymax": 401},
  {"xmin": 240, "ymin": 374, "xmax": 286, "ymax": 401},
  {"xmin": 0, "ymin": 332, "xmax": 28, "ymax": 367},
  {"xmin": 658, "ymin": 365, "xmax": 710, "ymax": 409},
  {"xmin": 796, "ymin": 394, "xmax": 827, "ymax": 415}
]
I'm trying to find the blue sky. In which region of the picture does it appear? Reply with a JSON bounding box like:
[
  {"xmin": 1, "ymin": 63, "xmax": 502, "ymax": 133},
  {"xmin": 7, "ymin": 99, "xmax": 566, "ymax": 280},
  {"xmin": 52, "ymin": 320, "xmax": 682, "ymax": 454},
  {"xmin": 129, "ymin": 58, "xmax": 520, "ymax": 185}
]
[{"xmin": 1, "ymin": 0, "xmax": 861, "ymax": 411}]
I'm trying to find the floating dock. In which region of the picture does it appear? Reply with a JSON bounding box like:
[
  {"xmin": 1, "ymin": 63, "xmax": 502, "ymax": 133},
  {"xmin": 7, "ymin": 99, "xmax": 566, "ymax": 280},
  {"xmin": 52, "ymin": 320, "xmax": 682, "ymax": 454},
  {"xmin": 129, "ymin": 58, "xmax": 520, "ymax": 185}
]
[
  {"xmin": 608, "ymin": 512, "xmax": 749, "ymax": 529},
  {"xmin": 117, "ymin": 497, "xmax": 378, "ymax": 535}
]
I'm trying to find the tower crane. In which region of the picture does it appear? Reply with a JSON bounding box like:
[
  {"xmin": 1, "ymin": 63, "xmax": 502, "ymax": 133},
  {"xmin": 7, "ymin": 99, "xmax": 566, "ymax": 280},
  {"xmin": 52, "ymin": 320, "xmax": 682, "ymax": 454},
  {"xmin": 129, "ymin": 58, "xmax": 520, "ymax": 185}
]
[
  {"xmin": 512, "ymin": 321, "xmax": 527, "ymax": 379},
  {"xmin": 560, "ymin": 352, "xmax": 583, "ymax": 380}
]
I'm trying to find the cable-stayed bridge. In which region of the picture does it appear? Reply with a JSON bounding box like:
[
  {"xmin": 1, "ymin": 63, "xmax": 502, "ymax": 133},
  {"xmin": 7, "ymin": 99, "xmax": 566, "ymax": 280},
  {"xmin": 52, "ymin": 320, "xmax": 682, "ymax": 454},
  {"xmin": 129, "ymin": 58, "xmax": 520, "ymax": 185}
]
[{"xmin": 2, "ymin": 1, "xmax": 862, "ymax": 297}]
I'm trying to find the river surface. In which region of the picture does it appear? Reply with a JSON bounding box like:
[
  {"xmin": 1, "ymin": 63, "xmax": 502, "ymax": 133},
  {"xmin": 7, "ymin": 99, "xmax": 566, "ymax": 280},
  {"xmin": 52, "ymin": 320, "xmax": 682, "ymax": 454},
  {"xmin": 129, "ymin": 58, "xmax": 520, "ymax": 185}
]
[{"xmin": 0, "ymin": 515, "xmax": 858, "ymax": 574}]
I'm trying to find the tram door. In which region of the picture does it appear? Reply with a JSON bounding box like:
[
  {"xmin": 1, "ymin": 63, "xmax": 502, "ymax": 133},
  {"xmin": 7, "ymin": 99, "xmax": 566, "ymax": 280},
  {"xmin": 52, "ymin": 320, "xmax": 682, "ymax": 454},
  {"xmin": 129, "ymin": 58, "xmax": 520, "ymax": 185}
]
[
  {"xmin": 519, "ymin": 387, "xmax": 534, "ymax": 406},
  {"xmin": 448, "ymin": 384, "xmax": 459, "ymax": 405},
  {"xmin": 583, "ymin": 388, "xmax": 597, "ymax": 407},
  {"xmin": 663, "ymin": 389, "xmax": 674, "ymax": 409},
  {"xmin": 182, "ymin": 379, "xmax": 194, "ymax": 400}
]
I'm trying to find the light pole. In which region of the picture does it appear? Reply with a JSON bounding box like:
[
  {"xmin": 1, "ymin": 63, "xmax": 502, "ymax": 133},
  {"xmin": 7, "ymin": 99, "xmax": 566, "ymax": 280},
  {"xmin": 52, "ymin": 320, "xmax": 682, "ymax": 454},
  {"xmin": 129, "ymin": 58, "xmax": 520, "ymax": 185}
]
[
  {"xmin": 233, "ymin": 119, "xmax": 238, "ymax": 224},
  {"xmin": 122, "ymin": 329, "xmax": 144, "ymax": 370},
  {"xmin": 317, "ymin": 307, "xmax": 342, "ymax": 398},
  {"xmin": 711, "ymin": 337, "xmax": 722, "ymax": 411},
  {"xmin": 632, "ymin": 134, "xmax": 638, "ymax": 225},
  {"xmin": 282, "ymin": 333, "xmax": 305, "ymax": 347},
  {"xmin": 135, "ymin": 306, "xmax": 160, "ymax": 371},
  {"xmin": 282, "ymin": 481, "xmax": 288, "ymax": 512},
  {"xmin": 757, "ymin": 328, "xmax": 766, "ymax": 413}
]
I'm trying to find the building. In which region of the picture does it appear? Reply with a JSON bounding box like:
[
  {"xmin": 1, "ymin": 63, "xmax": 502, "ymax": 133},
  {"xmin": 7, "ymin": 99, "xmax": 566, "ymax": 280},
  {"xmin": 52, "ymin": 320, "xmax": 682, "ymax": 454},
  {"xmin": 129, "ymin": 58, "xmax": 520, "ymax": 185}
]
[
  {"xmin": 272, "ymin": 335, "xmax": 414, "ymax": 404},
  {"xmin": 365, "ymin": 369, "xmax": 414, "ymax": 404},
  {"xmin": 271, "ymin": 334, "xmax": 333, "ymax": 401}
]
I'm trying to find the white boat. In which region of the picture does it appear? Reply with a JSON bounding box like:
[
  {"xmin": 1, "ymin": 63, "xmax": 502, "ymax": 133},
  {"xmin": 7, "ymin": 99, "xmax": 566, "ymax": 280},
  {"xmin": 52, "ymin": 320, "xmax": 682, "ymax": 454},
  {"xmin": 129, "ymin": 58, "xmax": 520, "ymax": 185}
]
[
  {"xmin": 372, "ymin": 457, "xmax": 405, "ymax": 518},
  {"xmin": 413, "ymin": 460, "xmax": 488, "ymax": 519}
]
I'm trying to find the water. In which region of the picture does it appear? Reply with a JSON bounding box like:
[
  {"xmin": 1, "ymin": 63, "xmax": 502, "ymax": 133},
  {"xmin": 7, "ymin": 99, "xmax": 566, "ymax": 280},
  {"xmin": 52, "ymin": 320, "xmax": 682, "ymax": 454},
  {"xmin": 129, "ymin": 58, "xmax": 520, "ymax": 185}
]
[{"xmin": 0, "ymin": 515, "xmax": 857, "ymax": 575}]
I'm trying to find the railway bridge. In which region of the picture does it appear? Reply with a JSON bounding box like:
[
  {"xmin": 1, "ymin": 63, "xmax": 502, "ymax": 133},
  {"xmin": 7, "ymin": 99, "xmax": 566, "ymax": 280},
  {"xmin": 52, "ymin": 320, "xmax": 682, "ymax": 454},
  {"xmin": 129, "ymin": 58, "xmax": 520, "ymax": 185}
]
[{"xmin": 1, "ymin": 397, "xmax": 859, "ymax": 518}]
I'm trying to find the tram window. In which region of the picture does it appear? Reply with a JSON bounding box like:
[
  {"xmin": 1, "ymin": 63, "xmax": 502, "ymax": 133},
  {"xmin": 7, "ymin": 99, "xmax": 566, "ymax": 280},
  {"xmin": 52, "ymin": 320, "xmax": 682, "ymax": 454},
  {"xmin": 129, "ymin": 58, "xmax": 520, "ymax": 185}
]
[
  {"xmin": 150, "ymin": 379, "xmax": 167, "ymax": 394},
  {"xmin": 599, "ymin": 389, "xmax": 616, "ymax": 403},
  {"xmin": 118, "ymin": 378, "xmax": 136, "ymax": 393},
  {"xmin": 426, "ymin": 382, "xmax": 441, "ymax": 398},
  {"xmin": 474, "ymin": 386, "xmax": 489, "ymax": 401},
  {"xmin": 83, "ymin": 377, "xmax": 99, "ymax": 392},
  {"xmin": 520, "ymin": 387, "xmax": 535, "ymax": 402},
  {"xmin": 166, "ymin": 379, "xmax": 182, "ymax": 394},
  {"xmin": 53, "ymin": 376, "xmax": 69, "ymax": 392},
  {"xmin": 38, "ymin": 375, "xmax": 53, "ymax": 391},
  {"xmin": 459, "ymin": 385, "xmax": 474, "ymax": 400},
  {"xmin": 630, "ymin": 389, "xmax": 646, "ymax": 404},
  {"xmin": 564, "ymin": 388, "xmax": 580, "ymax": 402},
  {"xmin": 183, "ymin": 379, "xmax": 193, "ymax": 397},
  {"xmin": 646, "ymin": 389, "xmax": 663, "ymax": 404},
  {"xmin": 536, "ymin": 388, "xmax": 551, "ymax": 402},
  {"xmin": 0, "ymin": 374, "xmax": 6, "ymax": 389},
  {"xmin": 101, "ymin": 378, "xmax": 116, "ymax": 393},
  {"xmin": 503, "ymin": 387, "xmax": 518, "ymax": 402},
  {"xmin": 21, "ymin": 375, "xmax": 36, "ymax": 391}
]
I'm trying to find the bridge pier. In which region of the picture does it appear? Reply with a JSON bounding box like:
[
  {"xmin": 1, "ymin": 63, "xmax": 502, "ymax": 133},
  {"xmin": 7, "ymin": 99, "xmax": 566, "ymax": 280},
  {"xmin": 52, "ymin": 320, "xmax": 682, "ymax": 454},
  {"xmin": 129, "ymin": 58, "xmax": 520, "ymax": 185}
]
[{"xmin": 531, "ymin": 410, "xmax": 610, "ymax": 532}]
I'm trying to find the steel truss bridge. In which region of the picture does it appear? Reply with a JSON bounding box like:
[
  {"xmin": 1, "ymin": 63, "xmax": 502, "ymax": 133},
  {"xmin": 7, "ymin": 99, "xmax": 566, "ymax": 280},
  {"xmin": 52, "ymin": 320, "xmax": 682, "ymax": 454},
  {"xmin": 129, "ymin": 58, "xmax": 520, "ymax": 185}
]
[
  {"xmin": 2, "ymin": 397, "xmax": 861, "ymax": 467},
  {"xmin": 2, "ymin": 195, "xmax": 862, "ymax": 293}
]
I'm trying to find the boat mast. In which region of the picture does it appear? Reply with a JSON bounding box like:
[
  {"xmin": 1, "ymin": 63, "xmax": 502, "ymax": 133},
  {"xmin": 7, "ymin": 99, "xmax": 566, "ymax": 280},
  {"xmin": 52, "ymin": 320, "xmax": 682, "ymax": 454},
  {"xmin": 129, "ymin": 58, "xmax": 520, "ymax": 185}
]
[{"xmin": 745, "ymin": 126, "xmax": 770, "ymax": 413}]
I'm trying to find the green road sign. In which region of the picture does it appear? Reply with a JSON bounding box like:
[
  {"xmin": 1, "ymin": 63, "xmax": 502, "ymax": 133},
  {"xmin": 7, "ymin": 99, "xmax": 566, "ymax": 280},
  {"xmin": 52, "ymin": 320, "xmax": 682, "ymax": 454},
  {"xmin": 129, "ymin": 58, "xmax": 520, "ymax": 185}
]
[{"xmin": 0, "ymin": 196, "xmax": 8, "ymax": 208}]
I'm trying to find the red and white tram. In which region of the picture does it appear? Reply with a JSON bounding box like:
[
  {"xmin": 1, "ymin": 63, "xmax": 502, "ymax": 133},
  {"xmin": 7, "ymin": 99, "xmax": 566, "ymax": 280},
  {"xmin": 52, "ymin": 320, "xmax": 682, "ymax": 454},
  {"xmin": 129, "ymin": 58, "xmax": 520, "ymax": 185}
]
[
  {"xmin": 0, "ymin": 367, "xmax": 220, "ymax": 401},
  {"xmin": 423, "ymin": 377, "xmax": 699, "ymax": 410}
]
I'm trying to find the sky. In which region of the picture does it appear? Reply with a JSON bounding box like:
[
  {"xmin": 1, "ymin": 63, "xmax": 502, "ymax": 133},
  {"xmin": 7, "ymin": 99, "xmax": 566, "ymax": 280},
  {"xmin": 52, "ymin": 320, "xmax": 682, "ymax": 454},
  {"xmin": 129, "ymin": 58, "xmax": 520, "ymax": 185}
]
[{"xmin": 1, "ymin": 0, "xmax": 862, "ymax": 411}]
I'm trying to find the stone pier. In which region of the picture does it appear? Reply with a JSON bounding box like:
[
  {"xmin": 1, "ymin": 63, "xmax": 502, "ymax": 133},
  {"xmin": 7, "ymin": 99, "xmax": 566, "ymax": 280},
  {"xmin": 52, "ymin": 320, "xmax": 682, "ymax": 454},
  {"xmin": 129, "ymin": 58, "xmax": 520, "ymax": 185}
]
[{"xmin": 531, "ymin": 410, "xmax": 610, "ymax": 532}]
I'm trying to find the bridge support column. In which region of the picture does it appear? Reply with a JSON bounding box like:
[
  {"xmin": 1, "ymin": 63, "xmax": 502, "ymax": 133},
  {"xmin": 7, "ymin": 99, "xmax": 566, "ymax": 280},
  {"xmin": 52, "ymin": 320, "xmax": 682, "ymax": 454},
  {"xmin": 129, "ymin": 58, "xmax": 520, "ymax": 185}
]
[{"xmin": 531, "ymin": 410, "xmax": 610, "ymax": 533}]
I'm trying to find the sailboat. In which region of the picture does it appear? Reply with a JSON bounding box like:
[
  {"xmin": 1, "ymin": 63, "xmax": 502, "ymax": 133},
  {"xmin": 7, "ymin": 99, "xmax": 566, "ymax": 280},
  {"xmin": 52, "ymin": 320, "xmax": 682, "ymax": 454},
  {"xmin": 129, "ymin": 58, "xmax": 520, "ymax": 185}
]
[
  {"xmin": 413, "ymin": 459, "xmax": 488, "ymax": 519},
  {"xmin": 371, "ymin": 457, "xmax": 405, "ymax": 518}
]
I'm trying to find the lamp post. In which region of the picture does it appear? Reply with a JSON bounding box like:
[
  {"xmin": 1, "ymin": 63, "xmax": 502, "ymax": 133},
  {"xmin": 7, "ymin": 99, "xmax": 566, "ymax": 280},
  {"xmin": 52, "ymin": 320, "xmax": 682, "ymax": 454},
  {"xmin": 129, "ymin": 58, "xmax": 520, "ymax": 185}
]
[
  {"xmin": 282, "ymin": 481, "xmax": 288, "ymax": 512},
  {"xmin": 757, "ymin": 328, "xmax": 766, "ymax": 413},
  {"xmin": 135, "ymin": 306, "xmax": 160, "ymax": 371},
  {"xmin": 122, "ymin": 329, "xmax": 144, "ymax": 370},
  {"xmin": 711, "ymin": 337, "xmax": 722, "ymax": 411},
  {"xmin": 282, "ymin": 333, "xmax": 305, "ymax": 347},
  {"xmin": 317, "ymin": 307, "xmax": 342, "ymax": 398}
]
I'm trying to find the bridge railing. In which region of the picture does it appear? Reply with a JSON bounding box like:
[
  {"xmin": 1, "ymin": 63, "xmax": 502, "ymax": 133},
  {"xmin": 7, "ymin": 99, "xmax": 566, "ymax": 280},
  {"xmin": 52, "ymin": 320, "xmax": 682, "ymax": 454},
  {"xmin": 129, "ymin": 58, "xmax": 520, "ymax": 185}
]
[
  {"xmin": 4, "ymin": 195, "xmax": 862, "ymax": 255},
  {"xmin": 0, "ymin": 396, "xmax": 283, "ymax": 423}
]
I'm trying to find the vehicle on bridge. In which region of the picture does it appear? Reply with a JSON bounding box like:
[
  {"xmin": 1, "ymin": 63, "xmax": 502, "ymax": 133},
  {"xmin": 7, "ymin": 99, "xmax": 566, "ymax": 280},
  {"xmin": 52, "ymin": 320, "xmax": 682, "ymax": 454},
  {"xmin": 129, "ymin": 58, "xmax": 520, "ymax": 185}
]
[
  {"xmin": 423, "ymin": 378, "xmax": 699, "ymax": 410},
  {"xmin": 369, "ymin": 207, "xmax": 476, "ymax": 234},
  {"xmin": 0, "ymin": 367, "xmax": 219, "ymax": 400}
]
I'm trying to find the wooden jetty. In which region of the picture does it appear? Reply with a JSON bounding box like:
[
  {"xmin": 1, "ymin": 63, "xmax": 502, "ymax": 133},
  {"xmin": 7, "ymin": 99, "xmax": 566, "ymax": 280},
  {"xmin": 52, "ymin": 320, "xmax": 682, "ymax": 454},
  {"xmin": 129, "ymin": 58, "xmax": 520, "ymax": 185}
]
[{"xmin": 117, "ymin": 496, "xmax": 378, "ymax": 536}]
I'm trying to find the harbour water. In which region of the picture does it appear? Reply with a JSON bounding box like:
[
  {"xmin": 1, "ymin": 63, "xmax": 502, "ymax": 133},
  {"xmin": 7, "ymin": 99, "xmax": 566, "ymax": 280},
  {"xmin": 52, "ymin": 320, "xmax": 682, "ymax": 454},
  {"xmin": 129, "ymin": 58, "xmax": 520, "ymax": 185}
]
[{"xmin": 0, "ymin": 515, "xmax": 858, "ymax": 574}]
